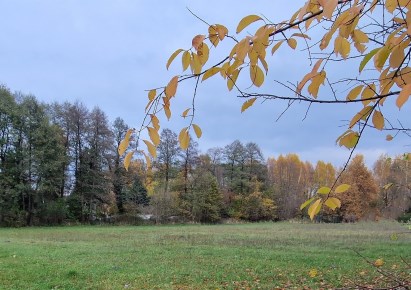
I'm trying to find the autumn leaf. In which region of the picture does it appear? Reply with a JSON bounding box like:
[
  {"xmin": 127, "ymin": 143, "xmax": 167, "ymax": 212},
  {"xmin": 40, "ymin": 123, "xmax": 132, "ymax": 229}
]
[
  {"xmin": 165, "ymin": 76, "xmax": 179, "ymax": 98},
  {"xmin": 202, "ymin": 67, "xmax": 221, "ymax": 82},
  {"xmin": 324, "ymin": 197, "xmax": 341, "ymax": 210},
  {"xmin": 335, "ymin": 184, "xmax": 350, "ymax": 193},
  {"xmin": 192, "ymin": 35, "xmax": 205, "ymax": 51},
  {"xmin": 182, "ymin": 51, "xmax": 191, "ymax": 71},
  {"xmin": 216, "ymin": 24, "xmax": 228, "ymax": 40},
  {"xmin": 147, "ymin": 127, "xmax": 160, "ymax": 146},
  {"xmin": 143, "ymin": 139, "xmax": 157, "ymax": 159},
  {"xmin": 124, "ymin": 151, "xmax": 134, "ymax": 171},
  {"xmin": 396, "ymin": 83, "xmax": 411, "ymax": 109},
  {"xmin": 349, "ymin": 106, "xmax": 373, "ymax": 129},
  {"xmin": 166, "ymin": 48, "xmax": 184, "ymax": 70},
  {"xmin": 118, "ymin": 128, "xmax": 133, "ymax": 156},
  {"xmin": 271, "ymin": 41, "xmax": 284, "ymax": 55},
  {"xmin": 241, "ymin": 97, "xmax": 257, "ymax": 113},
  {"xmin": 372, "ymin": 110, "xmax": 384, "ymax": 130},
  {"xmin": 308, "ymin": 198, "xmax": 322, "ymax": 220},
  {"xmin": 148, "ymin": 89, "xmax": 156, "ymax": 102},
  {"xmin": 181, "ymin": 108, "xmax": 190, "ymax": 118},
  {"xmin": 308, "ymin": 268, "xmax": 318, "ymax": 278},
  {"xmin": 346, "ymin": 85, "xmax": 363, "ymax": 101},
  {"xmin": 317, "ymin": 186, "xmax": 331, "ymax": 194},
  {"xmin": 236, "ymin": 15, "xmax": 262, "ymax": 34},
  {"xmin": 192, "ymin": 124, "xmax": 202, "ymax": 138},
  {"xmin": 300, "ymin": 197, "xmax": 315, "ymax": 210},
  {"xmin": 287, "ymin": 38, "xmax": 297, "ymax": 49},
  {"xmin": 374, "ymin": 259, "xmax": 384, "ymax": 267},
  {"xmin": 322, "ymin": 0, "xmax": 338, "ymax": 19},
  {"xmin": 249, "ymin": 65, "xmax": 264, "ymax": 87},
  {"xmin": 179, "ymin": 128, "xmax": 190, "ymax": 150}
]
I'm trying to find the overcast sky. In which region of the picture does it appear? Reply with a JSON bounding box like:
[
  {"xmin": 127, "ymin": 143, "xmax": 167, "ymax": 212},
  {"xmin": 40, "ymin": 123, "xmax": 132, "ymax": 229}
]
[{"xmin": 0, "ymin": 1, "xmax": 409, "ymax": 167}]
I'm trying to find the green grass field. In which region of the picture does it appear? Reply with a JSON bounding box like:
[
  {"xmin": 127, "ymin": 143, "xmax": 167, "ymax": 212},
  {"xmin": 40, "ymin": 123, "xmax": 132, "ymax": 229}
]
[{"xmin": 0, "ymin": 221, "xmax": 410, "ymax": 289}]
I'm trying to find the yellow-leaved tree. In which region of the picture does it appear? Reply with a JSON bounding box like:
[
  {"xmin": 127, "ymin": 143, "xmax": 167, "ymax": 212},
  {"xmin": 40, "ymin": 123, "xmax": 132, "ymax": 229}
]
[{"xmin": 121, "ymin": 0, "xmax": 411, "ymax": 220}]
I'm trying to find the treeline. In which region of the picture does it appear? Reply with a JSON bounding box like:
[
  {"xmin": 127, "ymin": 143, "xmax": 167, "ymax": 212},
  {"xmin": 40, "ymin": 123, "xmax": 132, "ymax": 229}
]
[{"xmin": 0, "ymin": 86, "xmax": 410, "ymax": 226}]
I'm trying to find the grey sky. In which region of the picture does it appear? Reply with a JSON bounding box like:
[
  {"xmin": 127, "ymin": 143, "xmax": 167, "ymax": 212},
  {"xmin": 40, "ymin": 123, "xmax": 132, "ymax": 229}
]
[{"xmin": 0, "ymin": 1, "xmax": 409, "ymax": 167}]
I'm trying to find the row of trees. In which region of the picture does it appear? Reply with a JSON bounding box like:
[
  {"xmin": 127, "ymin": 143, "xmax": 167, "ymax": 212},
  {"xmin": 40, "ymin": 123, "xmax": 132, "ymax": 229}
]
[{"xmin": 0, "ymin": 86, "xmax": 410, "ymax": 226}]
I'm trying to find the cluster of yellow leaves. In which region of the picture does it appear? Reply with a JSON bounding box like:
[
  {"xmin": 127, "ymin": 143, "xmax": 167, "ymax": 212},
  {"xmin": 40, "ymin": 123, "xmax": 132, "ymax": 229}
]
[
  {"xmin": 300, "ymin": 184, "xmax": 350, "ymax": 220},
  {"xmin": 118, "ymin": 0, "xmax": 411, "ymax": 183}
]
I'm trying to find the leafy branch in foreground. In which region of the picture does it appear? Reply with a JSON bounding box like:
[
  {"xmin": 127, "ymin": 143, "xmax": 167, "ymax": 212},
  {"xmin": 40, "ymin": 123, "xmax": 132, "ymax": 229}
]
[{"xmin": 120, "ymin": 0, "xmax": 411, "ymax": 220}]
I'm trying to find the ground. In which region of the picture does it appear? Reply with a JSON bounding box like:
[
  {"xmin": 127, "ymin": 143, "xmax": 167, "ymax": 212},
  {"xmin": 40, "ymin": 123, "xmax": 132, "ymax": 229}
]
[{"xmin": 0, "ymin": 221, "xmax": 410, "ymax": 289}]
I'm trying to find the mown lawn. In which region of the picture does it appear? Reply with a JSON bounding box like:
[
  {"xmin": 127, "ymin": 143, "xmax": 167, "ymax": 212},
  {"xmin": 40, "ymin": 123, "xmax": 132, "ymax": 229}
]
[{"xmin": 0, "ymin": 221, "xmax": 409, "ymax": 289}]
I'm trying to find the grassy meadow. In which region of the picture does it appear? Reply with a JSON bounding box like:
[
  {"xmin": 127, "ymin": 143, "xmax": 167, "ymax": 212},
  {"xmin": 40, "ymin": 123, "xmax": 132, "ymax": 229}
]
[{"xmin": 0, "ymin": 221, "xmax": 410, "ymax": 289}]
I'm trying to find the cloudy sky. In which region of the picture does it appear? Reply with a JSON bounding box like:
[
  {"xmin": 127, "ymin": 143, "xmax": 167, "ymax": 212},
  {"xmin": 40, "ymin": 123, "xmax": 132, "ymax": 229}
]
[{"xmin": 0, "ymin": 1, "xmax": 409, "ymax": 167}]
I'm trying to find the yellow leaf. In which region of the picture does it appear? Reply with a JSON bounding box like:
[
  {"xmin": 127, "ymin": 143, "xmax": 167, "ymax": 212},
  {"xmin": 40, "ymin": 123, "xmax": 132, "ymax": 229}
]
[
  {"xmin": 259, "ymin": 55, "xmax": 269, "ymax": 73},
  {"xmin": 192, "ymin": 124, "xmax": 202, "ymax": 138},
  {"xmin": 372, "ymin": 110, "xmax": 384, "ymax": 130},
  {"xmin": 335, "ymin": 184, "xmax": 350, "ymax": 193},
  {"xmin": 322, "ymin": 0, "xmax": 338, "ymax": 19},
  {"xmin": 374, "ymin": 259, "xmax": 384, "ymax": 267},
  {"xmin": 148, "ymin": 89, "xmax": 156, "ymax": 101},
  {"xmin": 324, "ymin": 197, "xmax": 341, "ymax": 210},
  {"xmin": 291, "ymin": 33, "xmax": 311, "ymax": 40},
  {"xmin": 182, "ymin": 51, "xmax": 191, "ymax": 71},
  {"xmin": 389, "ymin": 45, "xmax": 405, "ymax": 69},
  {"xmin": 308, "ymin": 199, "xmax": 322, "ymax": 220},
  {"xmin": 374, "ymin": 46, "xmax": 391, "ymax": 71},
  {"xmin": 386, "ymin": 134, "xmax": 393, "ymax": 141},
  {"xmin": 142, "ymin": 151, "xmax": 151, "ymax": 168},
  {"xmin": 271, "ymin": 41, "xmax": 284, "ymax": 55},
  {"xmin": 308, "ymin": 269, "xmax": 318, "ymax": 278},
  {"xmin": 166, "ymin": 48, "xmax": 184, "ymax": 70},
  {"xmin": 236, "ymin": 15, "xmax": 262, "ymax": 34},
  {"xmin": 208, "ymin": 25, "xmax": 219, "ymax": 47},
  {"xmin": 361, "ymin": 84, "xmax": 376, "ymax": 105},
  {"xmin": 349, "ymin": 106, "xmax": 373, "ymax": 129},
  {"xmin": 164, "ymin": 104, "xmax": 171, "ymax": 120},
  {"xmin": 165, "ymin": 76, "xmax": 179, "ymax": 98},
  {"xmin": 249, "ymin": 65, "xmax": 264, "ymax": 87},
  {"xmin": 287, "ymin": 38, "xmax": 297, "ymax": 50},
  {"xmin": 181, "ymin": 108, "xmax": 190, "ymax": 118},
  {"xmin": 118, "ymin": 128, "xmax": 133, "ymax": 156},
  {"xmin": 202, "ymin": 67, "xmax": 221, "ymax": 82},
  {"xmin": 396, "ymin": 83, "xmax": 411, "ymax": 109},
  {"xmin": 147, "ymin": 127, "xmax": 160, "ymax": 146},
  {"xmin": 190, "ymin": 52, "xmax": 202, "ymax": 74},
  {"xmin": 150, "ymin": 115, "xmax": 160, "ymax": 131},
  {"xmin": 241, "ymin": 97, "xmax": 257, "ymax": 113},
  {"xmin": 308, "ymin": 70, "xmax": 326, "ymax": 98},
  {"xmin": 178, "ymin": 128, "xmax": 190, "ymax": 150},
  {"xmin": 386, "ymin": 0, "xmax": 396, "ymax": 13},
  {"xmin": 317, "ymin": 186, "xmax": 331, "ymax": 194},
  {"xmin": 143, "ymin": 140, "xmax": 157, "ymax": 159},
  {"xmin": 297, "ymin": 59, "xmax": 323, "ymax": 94},
  {"xmin": 227, "ymin": 69, "xmax": 240, "ymax": 91},
  {"xmin": 236, "ymin": 38, "xmax": 250, "ymax": 62},
  {"xmin": 216, "ymin": 24, "xmax": 228, "ymax": 40},
  {"xmin": 192, "ymin": 34, "xmax": 205, "ymax": 51},
  {"xmin": 337, "ymin": 130, "xmax": 359, "ymax": 149},
  {"xmin": 300, "ymin": 197, "xmax": 315, "ymax": 210},
  {"xmin": 340, "ymin": 38, "xmax": 351, "ymax": 59},
  {"xmin": 198, "ymin": 42, "xmax": 209, "ymax": 65},
  {"xmin": 346, "ymin": 85, "xmax": 363, "ymax": 101},
  {"xmin": 124, "ymin": 151, "xmax": 134, "ymax": 171},
  {"xmin": 353, "ymin": 29, "xmax": 369, "ymax": 43}
]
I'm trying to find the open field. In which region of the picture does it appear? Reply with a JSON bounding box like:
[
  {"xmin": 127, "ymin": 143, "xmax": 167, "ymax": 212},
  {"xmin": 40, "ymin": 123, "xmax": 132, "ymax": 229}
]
[{"xmin": 0, "ymin": 221, "xmax": 410, "ymax": 289}]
